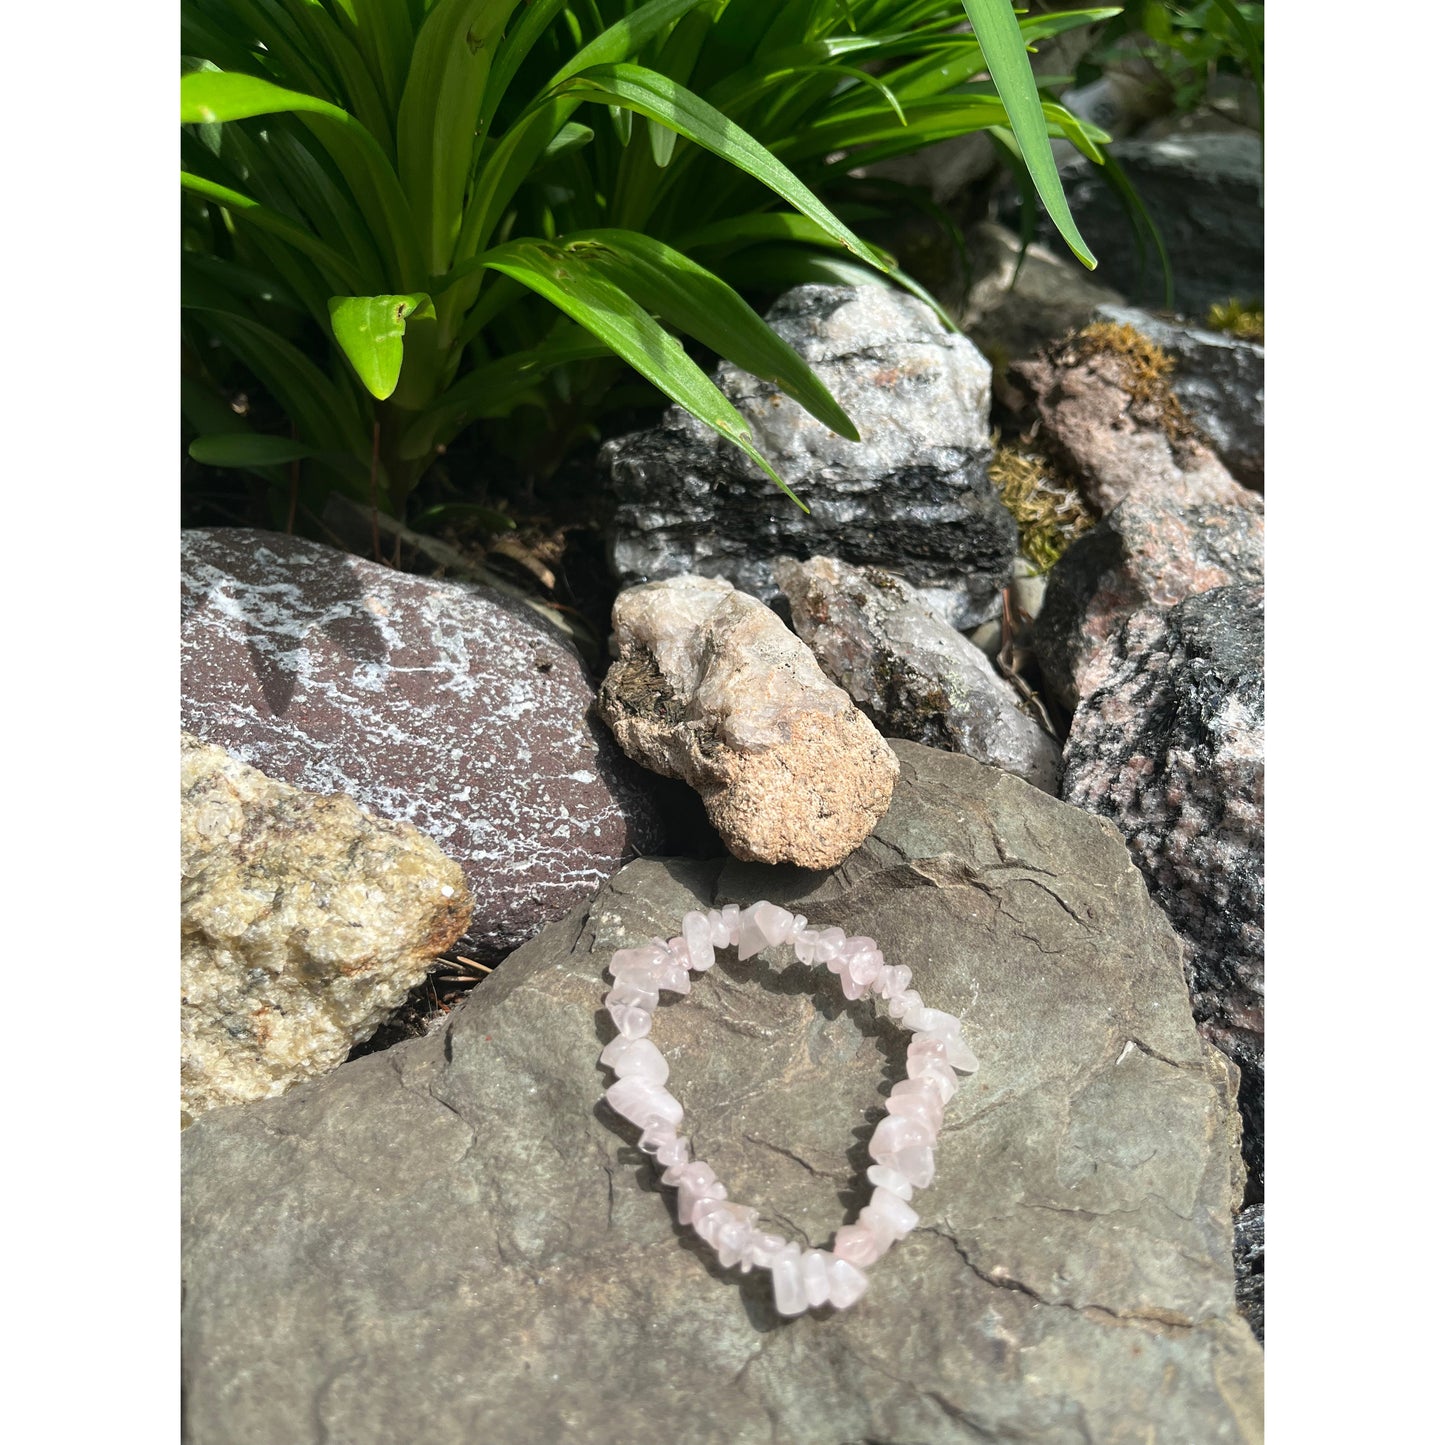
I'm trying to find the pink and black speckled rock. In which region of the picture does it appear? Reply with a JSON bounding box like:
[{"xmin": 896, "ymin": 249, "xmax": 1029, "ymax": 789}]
[
  {"xmin": 1063, "ymin": 584, "xmax": 1263, "ymax": 1198},
  {"xmin": 1034, "ymin": 480, "xmax": 1264, "ymax": 711},
  {"xmin": 181, "ymin": 528, "xmax": 667, "ymax": 961}
]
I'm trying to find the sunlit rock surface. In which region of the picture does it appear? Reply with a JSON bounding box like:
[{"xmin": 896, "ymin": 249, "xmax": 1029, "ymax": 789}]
[
  {"xmin": 776, "ymin": 554, "xmax": 1062, "ymax": 793},
  {"xmin": 181, "ymin": 528, "xmax": 666, "ymax": 959},
  {"xmin": 182, "ymin": 742, "xmax": 1262, "ymax": 1444},
  {"xmin": 599, "ymin": 575, "xmax": 898, "ymax": 869},
  {"xmin": 602, "ymin": 283, "xmax": 1017, "ymax": 629},
  {"xmin": 181, "ymin": 734, "xmax": 471, "ymax": 1121}
]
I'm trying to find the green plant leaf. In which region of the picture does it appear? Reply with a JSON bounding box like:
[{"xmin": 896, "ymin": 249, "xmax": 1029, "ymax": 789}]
[
  {"xmin": 188, "ymin": 433, "xmax": 322, "ymax": 467},
  {"xmin": 960, "ymin": 0, "xmax": 1097, "ymax": 268},
  {"xmin": 562, "ymin": 229, "xmax": 858, "ymax": 439},
  {"xmin": 327, "ymin": 294, "xmax": 434, "ymax": 400},
  {"xmin": 557, "ymin": 63, "xmax": 891, "ymax": 271},
  {"xmin": 181, "ymin": 69, "xmax": 424, "ymax": 286},
  {"xmin": 480, "ymin": 238, "xmax": 809, "ymax": 509}
]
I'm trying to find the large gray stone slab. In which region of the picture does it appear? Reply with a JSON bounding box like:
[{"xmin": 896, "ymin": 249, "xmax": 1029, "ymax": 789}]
[{"xmin": 183, "ymin": 742, "xmax": 1262, "ymax": 1445}]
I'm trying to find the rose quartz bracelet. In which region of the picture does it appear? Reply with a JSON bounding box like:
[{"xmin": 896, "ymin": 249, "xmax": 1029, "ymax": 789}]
[{"xmin": 600, "ymin": 900, "xmax": 978, "ymax": 1316}]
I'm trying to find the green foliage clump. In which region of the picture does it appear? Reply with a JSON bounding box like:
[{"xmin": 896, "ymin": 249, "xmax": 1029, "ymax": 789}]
[
  {"xmin": 989, "ymin": 443, "xmax": 1097, "ymax": 573},
  {"xmin": 1206, "ymin": 298, "xmax": 1264, "ymax": 342},
  {"xmin": 1076, "ymin": 0, "xmax": 1263, "ymax": 124},
  {"xmin": 181, "ymin": 0, "xmax": 1117, "ymax": 525}
]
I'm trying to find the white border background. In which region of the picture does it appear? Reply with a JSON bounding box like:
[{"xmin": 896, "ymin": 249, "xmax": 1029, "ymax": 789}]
[{"xmin": 7, "ymin": 1, "xmax": 1440, "ymax": 1437}]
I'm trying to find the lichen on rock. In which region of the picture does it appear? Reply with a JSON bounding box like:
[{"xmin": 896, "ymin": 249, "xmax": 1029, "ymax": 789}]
[{"xmin": 181, "ymin": 734, "xmax": 472, "ymax": 1122}]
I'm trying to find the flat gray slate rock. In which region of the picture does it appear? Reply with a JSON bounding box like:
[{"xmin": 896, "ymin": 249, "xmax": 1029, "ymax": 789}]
[
  {"xmin": 181, "ymin": 527, "xmax": 665, "ymax": 960},
  {"xmin": 182, "ymin": 741, "xmax": 1262, "ymax": 1445}
]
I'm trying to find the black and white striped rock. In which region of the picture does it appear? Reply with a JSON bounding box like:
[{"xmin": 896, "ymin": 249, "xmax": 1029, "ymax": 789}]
[
  {"xmin": 181, "ymin": 528, "xmax": 666, "ymax": 961},
  {"xmin": 602, "ymin": 283, "xmax": 1018, "ymax": 630}
]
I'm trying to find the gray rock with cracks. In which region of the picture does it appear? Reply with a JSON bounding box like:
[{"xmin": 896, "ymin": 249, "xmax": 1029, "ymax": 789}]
[
  {"xmin": 602, "ymin": 283, "xmax": 1018, "ymax": 629},
  {"xmin": 182, "ymin": 741, "xmax": 1262, "ymax": 1445},
  {"xmin": 775, "ymin": 555, "xmax": 1062, "ymax": 794}
]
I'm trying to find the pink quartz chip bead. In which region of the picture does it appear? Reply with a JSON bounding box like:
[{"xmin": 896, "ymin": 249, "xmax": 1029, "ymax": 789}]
[
  {"xmin": 605, "ymin": 1075, "xmax": 683, "ymax": 1130},
  {"xmin": 885, "ymin": 1084, "xmax": 943, "ymax": 1133},
  {"xmin": 869, "ymin": 1113, "xmax": 934, "ymax": 1163},
  {"xmin": 737, "ymin": 901, "xmax": 795, "ymax": 959},
  {"xmin": 771, "ymin": 1243, "xmax": 808, "ymax": 1316},
  {"xmin": 833, "ymin": 1222, "xmax": 883, "ymax": 1268},
  {"xmin": 606, "ymin": 1002, "xmax": 653, "ymax": 1039},
  {"xmin": 601, "ymin": 1036, "xmax": 669, "ymax": 1085},
  {"xmin": 801, "ymin": 1249, "xmax": 832, "ymax": 1308},
  {"xmin": 681, "ymin": 910, "xmax": 716, "ymax": 971},
  {"xmin": 860, "ymin": 1186, "xmax": 919, "ymax": 1246},
  {"xmin": 827, "ymin": 1256, "xmax": 869, "ymax": 1309}
]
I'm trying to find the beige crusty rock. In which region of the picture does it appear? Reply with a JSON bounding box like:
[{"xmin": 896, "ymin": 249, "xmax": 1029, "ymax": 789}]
[
  {"xmin": 181, "ymin": 733, "xmax": 472, "ymax": 1122},
  {"xmin": 598, "ymin": 576, "xmax": 898, "ymax": 868}
]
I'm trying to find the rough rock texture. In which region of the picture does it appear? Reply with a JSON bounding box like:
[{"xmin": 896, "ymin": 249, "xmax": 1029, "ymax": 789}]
[
  {"xmin": 181, "ymin": 733, "xmax": 471, "ymax": 1122},
  {"xmin": 1096, "ymin": 304, "xmax": 1264, "ymax": 491},
  {"xmin": 1234, "ymin": 1204, "xmax": 1264, "ymax": 1343},
  {"xmin": 775, "ymin": 555, "xmax": 1062, "ymax": 794},
  {"xmin": 1031, "ymin": 135, "xmax": 1264, "ymax": 317},
  {"xmin": 1012, "ymin": 324, "xmax": 1252, "ymax": 516},
  {"xmin": 182, "ymin": 741, "xmax": 1262, "ymax": 1445},
  {"xmin": 598, "ymin": 575, "xmax": 897, "ymax": 868},
  {"xmin": 603, "ymin": 283, "xmax": 1018, "ymax": 629},
  {"xmin": 1013, "ymin": 331, "xmax": 1264, "ymax": 710},
  {"xmin": 181, "ymin": 528, "xmax": 666, "ymax": 960},
  {"xmin": 962, "ymin": 222, "xmax": 1126, "ymax": 365},
  {"xmin": 1063, "ymin": 586, "xmax": 1263, "ymax": 1201},
  {"xmin": 1033, "ymin": 483, "xmax": 1265, "ymax": 711}
]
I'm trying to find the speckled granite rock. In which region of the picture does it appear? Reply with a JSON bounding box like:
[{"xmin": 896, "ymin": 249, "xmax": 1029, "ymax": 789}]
[
  {"xmin": 602, "ymin": 283, "xmax": 1018, "ymax": 629},
  {"xmin": 181, "ymin": 733, "xmax": 471, "ymax": 1122},
  {"xmin": 598, "ymin": 575, "xmax": 897, "ymax": 868},
  {"xmin": 181, "ymin": 528, "xmax": 665, "ymax": 961},
  {"xmin": 1012, "ymin": 323, "xmax": 1253, "ymax": 516},
  {"xmin": 182, "ymin": 741, "xmax": 1261, "ymax": 1445},
  {"xmin": 1034, "ymin": 480, "xmax": 1265, "ymax": 711},
  {"xmin": 1064, "ymin": 586, "xmax": 1263, "ymax": 1199},
  {"xmin": 775, "ymin": 555, "xmax": 1062, "ymax": 793},
  {"xmin": 1096, "ymin": 304, "xmax": 1264, "ymax": 490}
]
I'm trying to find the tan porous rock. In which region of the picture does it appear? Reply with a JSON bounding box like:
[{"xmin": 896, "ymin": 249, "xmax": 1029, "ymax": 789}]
[
  {"xmin": 598, "ymin": 576, "xmax": 898, "ymax": 868},
  {"xmin": 181, "ymin": 733, "xmax": 472, "ymax": 1122}
]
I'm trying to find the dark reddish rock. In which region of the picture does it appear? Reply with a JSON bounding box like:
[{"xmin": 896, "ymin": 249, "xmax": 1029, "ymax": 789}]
[
  {"xmin": 181, "ymin": 528, "xmax": 666, "ymax": 960},
  {"xmin": 1062, "ymin": 585, "xmax": 1263, "ymax": 1200},
  {"xmin": 1034, "ymin": 479, "xmax": 1265, "ymax": 710}
]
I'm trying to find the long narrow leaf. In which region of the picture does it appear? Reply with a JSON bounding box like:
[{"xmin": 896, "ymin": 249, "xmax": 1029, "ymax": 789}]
[
  {"xmin": 181, "ymin": 70, "xmax": 424, "ymax": 285},
  {"xmin": 180, "ymin": 171, "xmax": 363, "ymax": 290},
  {"xmin": 960, "ymin": 0, "xmax": 1097, "ymax": 268},
  {"xmin": 557, "ymin": 63, "xmax": 891, "ymax": 271},
  {"xmin": 562, "ymin": 229, "xmax": 858, "ymax": 438},
  {"xmin": 480, "ymin": 238, "xmax": 809, "ymax": 508}
]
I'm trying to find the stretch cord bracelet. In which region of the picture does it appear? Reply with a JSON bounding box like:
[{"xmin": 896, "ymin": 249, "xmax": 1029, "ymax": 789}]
[{"xmin": 599, "ymin": 900, "xmax": 979, "ymax": 1316}]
